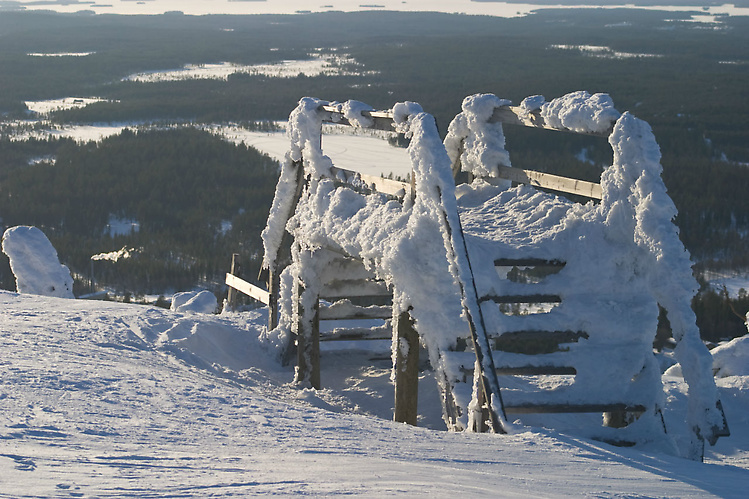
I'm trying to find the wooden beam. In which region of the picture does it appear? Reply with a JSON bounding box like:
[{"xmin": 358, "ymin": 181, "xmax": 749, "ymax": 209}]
[
  {"xmin": 320, "ymin": 279, "xmax": 390, "ymax": 299},
  {"xmin": 480, "ymin": 294, "xmax": 562, "ymax": 304},
  {"xmin": 394, "ymin": 310, "xmax": 419, "ymax": 426},
  {"xmin": 489, "ymin": 105, "xmax": 614, "ymax": 137},
  {"xmin": 320, "ymin": 328, "xmax": 392, "ymax": 342},
  {"xmin": 320, "ymin": 105, "xmax": 396, "ymax": 132},
  {"xmin": 225, "ymin": 273, "xmax": 270, "ymax": 305},
  {"xmin": 226, "ymin": 253, "xmax": 241, "ymax": 311},
  {"xmin": 330, "ymin": 165, "xmax": 412, "ymax": 199},
  {"xmin": 495, "ymin": 258, "xmax": 566, "ymax": 268},
  {"xmin": 295, "ymin": 283, "xmax": 320, "ymax": 390},
  {"xmin": 319, "ymin": 302, "xmax": 393, "ymax": 321},
  {"xmin": 491, "ymin": 165, "xmax": 603, "ymax": 200},
  {"xmin": 460, "ymin": 365, "xmax": 577, "ymax": 378},
  {"xmin": 504, "ymin": 403, "xmax": 647, "ymax": 415}
]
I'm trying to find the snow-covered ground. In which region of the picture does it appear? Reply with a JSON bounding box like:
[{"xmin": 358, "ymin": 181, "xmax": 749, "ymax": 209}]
[{"xmin": 1, "ymin": 291, "xmax": 748, "ymax": 497}]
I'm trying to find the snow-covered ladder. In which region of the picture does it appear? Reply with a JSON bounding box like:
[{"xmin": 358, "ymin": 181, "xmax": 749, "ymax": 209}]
[{"xmin": 443, "ymin": 92, "xmax": 729, "ymax": 458}]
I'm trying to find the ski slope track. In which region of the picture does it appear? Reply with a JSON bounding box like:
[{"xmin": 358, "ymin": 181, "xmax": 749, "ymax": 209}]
[{"xmin": 1, "ymin": 291, "xmax": 748, "ymax": 497}]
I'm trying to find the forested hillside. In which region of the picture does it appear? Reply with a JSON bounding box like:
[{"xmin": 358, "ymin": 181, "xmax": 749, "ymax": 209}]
[
  {"xmin": 0, "ymin": 9, "xmax": 747, "ymax": 338},
  {"xmin": 0, "ymin": 128, "xmax": 278, "ymax": 293}
]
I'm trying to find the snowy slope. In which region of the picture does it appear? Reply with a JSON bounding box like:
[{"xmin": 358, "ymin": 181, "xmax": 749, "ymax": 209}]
[{"xmin": 1, "ymin": 291, "xmax": 748, "ymax": 497}]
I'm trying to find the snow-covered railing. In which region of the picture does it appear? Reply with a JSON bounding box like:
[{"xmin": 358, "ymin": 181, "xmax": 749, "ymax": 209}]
[{"xmin": 256, "ymin": 93, "xmax": 728, "ymax": 459}]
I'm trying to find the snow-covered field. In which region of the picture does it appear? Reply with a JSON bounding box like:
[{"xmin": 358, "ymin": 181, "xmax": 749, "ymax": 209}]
[{"xmin": 1, "ymin": 291, "xmax": 748, "ymax": 497}]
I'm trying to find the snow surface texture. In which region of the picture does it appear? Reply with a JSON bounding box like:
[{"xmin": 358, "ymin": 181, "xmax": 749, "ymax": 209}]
[
  {"xmin": 1, "ymin": 226, "xmax": 74, "ymax": 299},
  {"xmin": 262, "ymin": 92, "xmax": 726, "ymax": 459},
  {"xmin": 2, "ymin": 291, "xmax": 749, "ymax": 497},
  {"xmin": 171, "ymin": 290, "xmax": 218, "ymax": 314}
]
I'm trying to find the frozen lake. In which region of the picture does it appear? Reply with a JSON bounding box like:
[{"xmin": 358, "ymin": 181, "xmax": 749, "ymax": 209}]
[{"xmin": 6, "ymin": 0, "xmax": 749, "ymax": 18}]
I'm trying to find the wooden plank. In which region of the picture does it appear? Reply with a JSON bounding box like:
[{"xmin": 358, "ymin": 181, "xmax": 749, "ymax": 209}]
[
  {"xmin": 320, "ymin": 105, "xmax": 396, "ymax": 132},
  {"xmin": 225, "ymin": 273, "xmax": 270, "ymax": 305},
  {"xmin": 489, "ymin": 105, "xmax": 614, "ymax": 137},
  {"xmin": 461, "ymin": 365, "xmax": 576, "ymax": 377},
  {"xmin": 320, "ymin": 329, "xmax": 392, "ymax": 342},
  {"xmin": 490, "ymin": 329, "xmax": 588, "ymax": 354},
  {"xmin": 394, "ymin": 310, "xmax": 420, "ymax": 426},
  {"xmin": 480, "ymin": 294, "xmax": 562, "ymax": 304},
  {"xmin": 495, "ymin": 258, "xmax": 566, "ymax": 268},
  {"xmin": 330, "ymin": 166, "xmax": 412, "ymax": 199},
  {"xmin": 504, "ymin": 403, "xmax": 647, "ymax": 415},
  {"xmin": 497, "ymin": 366, "xmax": 576, "ymax": 375},
  {"xmin": 491, "ymin": 165, "xmax": 603, "ymax": 200},
  {"xmin": 320, "ymin": 279, "xmax": 391, "ymax": 299},
  {"xmin": 319, "ymin": 302, "xmax": 392, "ymax": 321}
]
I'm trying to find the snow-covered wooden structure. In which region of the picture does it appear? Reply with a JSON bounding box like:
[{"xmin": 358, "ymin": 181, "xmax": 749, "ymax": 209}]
[{"xmin": 247, "ymin": 92, "xmax": 728, "ymax": 460}]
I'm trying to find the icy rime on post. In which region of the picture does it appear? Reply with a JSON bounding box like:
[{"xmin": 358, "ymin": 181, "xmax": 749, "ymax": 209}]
[{"xmin": 259, "ymin": 92, "xmax": 728, "ymax": 460}]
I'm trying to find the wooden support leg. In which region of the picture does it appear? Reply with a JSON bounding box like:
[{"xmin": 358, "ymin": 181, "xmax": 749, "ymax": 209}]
[
  {"xmin": 268, "ymin": 265, "xmax": 280, "ymax": 331},
  {"xmin": 227, "ymin": 253, "xmax": 240, "ymax": 312},
  {"xmin": 394, "ymin": 310, "xmax": 419, "ymax": 426},
  {"xmin": 295, "ymin": 281, "xmax": 320, "ymax": 389}
]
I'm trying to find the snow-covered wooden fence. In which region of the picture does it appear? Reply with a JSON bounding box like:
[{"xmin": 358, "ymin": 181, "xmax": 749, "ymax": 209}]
[{"xmin": 231, "ymin": 92, "xmax": 729, "ymax": 460}]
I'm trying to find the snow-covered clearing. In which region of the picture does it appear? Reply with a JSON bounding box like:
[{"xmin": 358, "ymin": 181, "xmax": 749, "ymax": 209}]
[
  {"xmin": 122, "ymin": 53, "xmax": 369, "ymax": 83},
  {"xmin": 24, "ymin": 97, "xmax": 112, "ymax": 116},
  {"xmin": 1, "ymin": 291, "xmax": 748, "ymax": 497}
]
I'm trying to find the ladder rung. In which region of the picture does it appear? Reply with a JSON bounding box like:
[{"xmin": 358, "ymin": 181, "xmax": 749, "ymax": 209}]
[
  {"xmin": 494, "ymin": 258, "xmax": 566, "ymax": 268},
  {"xmin": 480, "ymin": 294, "xmax": 562, "ymax": 304},
  {"xmin": 504, "ymin": 403, "xmax": 647, "ymax": 415},
  {"xmin": 497, "ymin": 366, "xmax": 576, "ymax": 375},
  {"xmin": 460, "ymin": 365, "xmax": 576, "ymax": 377},
  {"xmin": 320, "ymin": 328, "xmax": 391, "ymax": 342}
]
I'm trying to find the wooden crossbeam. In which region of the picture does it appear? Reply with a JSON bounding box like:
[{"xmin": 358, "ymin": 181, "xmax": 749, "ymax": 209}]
[
  {"xmin": 504, "ymin": 403, "xmax": 647, "ymax": 415},
  {"xmin": 319, "ymin": 303, "xmax": 392, "ymax": 321},
  {"xmin": 489, "ymin": 105, "xmax": 614, "ymax": 137},
  {"xmin": 225, "ymin": 273, "xmax": 270, "ymax": 305},
  {"xmin": 460, "ymin": 365, "xmax": 576, "ymax": 377},
  {"xmin": 480, "ymin": 294, "xmax": 562, "ymax": 304},
  {"xmin": 320, "ymin": 279, "xmax": 391, "ymax": 299},
  {"xmin": 320, "ymin": 328, "xmax": 392, "ymax": 342},
  {"xmin": 490, "ymin": 166, "xmax": 603, "ymax": 200},
  {"xmin": 495, "ymin": 258, "xmax": 566, "ymax": 268},
  {"xmin": 330, "ymin": 165, "xmax": 412, "ymax": 199},
  {"xmin": 320, "ymin": 105, "xmax": 396, "ymax": 132}
]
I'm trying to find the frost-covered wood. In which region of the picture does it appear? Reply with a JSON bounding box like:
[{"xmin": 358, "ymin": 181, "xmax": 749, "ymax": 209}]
[
  {"xmin": 260, "ymin": 92, "xmax": 728, "ymax": 460},
  {"xmin": 225, "ymin": 272, "xmax": 270, "ymax": 305}
]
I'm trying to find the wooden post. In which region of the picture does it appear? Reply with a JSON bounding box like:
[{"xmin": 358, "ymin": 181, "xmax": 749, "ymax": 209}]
[
  {"xmin": 394, "ymin": 310, "xmax": 419, "ymax": 426},
  {"xmin": 227, "ymin": 253, "xmax": 240, "ymax": 311},
  {"xmin": 295, "ymin": 281, "xmax": 321, "ymax": 390},
  {"xmin": 268, "ymin": 265, "xmax": 280, "ymax": 331}
]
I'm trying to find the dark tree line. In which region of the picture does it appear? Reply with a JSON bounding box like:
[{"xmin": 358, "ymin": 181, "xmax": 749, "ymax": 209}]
[{"xmin": 0, "ymin": 128, "xmax": 279, "ymax": 294}]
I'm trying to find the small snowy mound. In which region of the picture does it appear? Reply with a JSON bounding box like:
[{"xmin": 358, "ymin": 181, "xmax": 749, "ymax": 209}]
[
  {"xmin": 171, "ymin": 290, "xmax": 218, "ymax": 314},
  {"xmin": 711, "ymin": 335, "xmax": 749, "ymax": 377},
  {"xmin": 665, "ymin": 334, "xmax": 749, "ymax": 378},
  {"xmin": 1, "ymin": 225, "xmax": 74, "ymax": 299}
]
